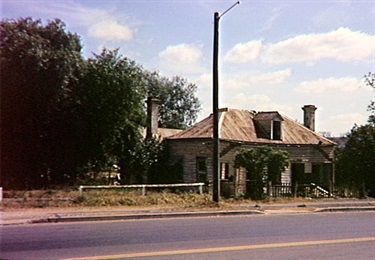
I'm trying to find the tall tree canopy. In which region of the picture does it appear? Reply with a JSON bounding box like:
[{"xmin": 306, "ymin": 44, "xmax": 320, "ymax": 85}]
[
  {"xmin": 336, "ymin": 124, "xmax": 375, "ymax": 197},
  {"xmin": 364, "ymin": 72, "xmax": 375, "ymax": 124},
  {"xmin": 78, "ymin": 49, "xmax": 146, "ymax": 183},
  {"xmin": 1, "ymin": 18, "xmax": 83, "ymax": 189},
  {"xmin": 145, "ymin": 73, "xmax": 201, "ymax": 129},
  {"xmin": 336, "ymin": 72, "xmax": 375, "ymax": 197},
  {"xmin": 1, "ymin": 17, "xmax": 202, "ymax": 189}
]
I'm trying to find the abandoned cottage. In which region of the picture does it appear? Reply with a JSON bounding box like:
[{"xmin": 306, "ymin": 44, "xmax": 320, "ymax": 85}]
[{"xmin": 148, "ymin": 99, "xmax": 336, "ymax": 197}]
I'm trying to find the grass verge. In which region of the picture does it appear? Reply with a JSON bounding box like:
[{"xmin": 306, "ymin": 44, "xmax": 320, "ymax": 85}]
[
  {"xmin": 1, "ymin": 189, "xmax": 333, "ymax": 210},
  {"xmin": 1, "ymin": 189, "xmax": 216, "ymax": 209}
]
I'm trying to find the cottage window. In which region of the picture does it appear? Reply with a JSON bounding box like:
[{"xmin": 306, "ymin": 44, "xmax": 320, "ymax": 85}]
[
  {"xmin": 272, "ymin": 120, "xmax": 282, "ymax": 140},
  {"xmin": 196, "ymin": 157, "xmax": 207, "ymax": 182},
  {"xmin": 220, "ymin": 163, "xmax": 230, "ymax": 180},
  {"xmin": 254, "ymin": 112, "xmax": 283, "ymax": 141}
]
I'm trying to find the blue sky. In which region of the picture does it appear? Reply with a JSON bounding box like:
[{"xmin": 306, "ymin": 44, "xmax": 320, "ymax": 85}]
[{"xmin": 2, "ymin": 0, "xmax": 375, "ymax": 136}]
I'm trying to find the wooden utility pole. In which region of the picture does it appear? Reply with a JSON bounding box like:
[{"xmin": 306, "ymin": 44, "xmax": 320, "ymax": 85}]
[
  {"xmin": 212, "ymin": 2, "xmax": 240, "ymax": 203},
  {"xmin": 212, "ymin": 11, "xmax": 220, "ymax": 203}
]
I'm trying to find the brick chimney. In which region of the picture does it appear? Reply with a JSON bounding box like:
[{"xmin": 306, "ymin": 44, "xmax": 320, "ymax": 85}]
[
  {"xmin": 146, "ymin": 97, "xmax": 160, "ymax": 139},
  {"xmin": 302, "ymin": 105, "xmax": 317, "ymax": 131}
]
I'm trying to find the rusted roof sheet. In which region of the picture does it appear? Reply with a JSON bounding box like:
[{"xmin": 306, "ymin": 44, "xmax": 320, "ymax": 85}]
[
  {"xmin": 167, "ymin": 108, "xmax": 336, "ymax": 146},
  {"xmin": 158, "ymin": 128, "xmax": 183, "ymax": 139},
  {"xmin": 254, "ymin": 111, "xmax": 283, "ymax": 121},
  {"xmin": 142, "ymin": 128, "xmax": 183, "ymax": 140}
]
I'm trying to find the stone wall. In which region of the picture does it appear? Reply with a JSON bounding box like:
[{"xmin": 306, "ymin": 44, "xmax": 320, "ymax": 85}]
[{"xmin": 166, "ymin": 139, "xmax": 335, "ymax": 196}]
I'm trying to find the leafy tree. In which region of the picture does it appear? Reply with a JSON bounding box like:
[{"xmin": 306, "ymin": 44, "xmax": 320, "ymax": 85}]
[
  {"xmin": 77, "ymin": 49, "xmax": 146, "ymax": 184},
  {"xmin": 364, "ymin": 72, "xmax": 375, "ymax": 124},
  {"xmin": 234, "ymin": 146, "xmax": 289, "ymax": 200},
  {"xmin": 268, "ymin": 151, "xmax": 290, "ymax": 184},
  {"xmin": 132, "ymin": 137, "xmax": 166, "ymax": 184},
  {"xmin": 76, "ymin": 55, "xmax": 202, "ymax": 183},
  {"xmin": 336, "ymin": 124, "xmax": 375, "ymax": 197},
  {"xmin": 147, "ymin": 142, "xmax": 183, "ymax": 184},
  {"xmin": 145, "ymin": 72, "xmax": 201, "ymax": 129},
  {"xmin": 0, "ymin": 18, "xmax": 83, "ymax": 189},
  {"xmin": 336, "ymin": 72, "xmax": 375, "ymax": 197},
  {"xmin": 0, "ymin": 17, "xmax": 202, "ymax": 189}
]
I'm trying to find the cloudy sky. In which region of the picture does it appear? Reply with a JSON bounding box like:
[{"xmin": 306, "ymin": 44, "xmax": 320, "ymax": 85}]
[{"xmin": 2, "ymin": 0, "xmax": 375, "ymax": 136}]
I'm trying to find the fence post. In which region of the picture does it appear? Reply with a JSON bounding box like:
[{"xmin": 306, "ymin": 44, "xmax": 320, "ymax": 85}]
[
  {"xmin": 199, "ymin": 184, "xmax": 203, "ymax": 195},
  {"xmin": 79, "ymin": 186, "xmax": 83, "ymax": 196},
  {"xmin": 142, "ymin": 185, "xmax": 146, "ymax": 196},
  {"xmin": 329, "ymin": 181, "xmax": 333, "ymax": 198},
  {"xmin": 294, "ymin": 181, "xmax": 298, "ymax": 198},
  {"xmin": 267, "ymin": 181, "xmax": 272, "ymax": 197}
]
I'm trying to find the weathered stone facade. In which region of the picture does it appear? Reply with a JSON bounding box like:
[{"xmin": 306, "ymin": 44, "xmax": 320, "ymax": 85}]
[
  {"xmin": 165, "ymin": 107, "xmax": 336, "ymax": 197},
  {"xmin": 167, "ymin": 138, "xmax": 334, "ymax": 196}
]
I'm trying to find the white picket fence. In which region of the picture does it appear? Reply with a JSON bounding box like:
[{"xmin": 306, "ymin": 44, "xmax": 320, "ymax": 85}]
[{"xmin": 78, "ymin": 183, "xmax": 206, "ymax": 196}]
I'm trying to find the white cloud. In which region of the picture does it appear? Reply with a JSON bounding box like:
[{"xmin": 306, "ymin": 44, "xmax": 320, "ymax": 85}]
[
  {"xmin": 224, "ymin": 93, "xmax": 294, "ymax": 113},
  {"xmin": 230, "ymin": 93, "xmax": 272, "ymax": 106},
  {"xmin": 193, "ymin": 69, "xmax": 292, "ymax": 92},
  {"xmin": 195, "ymin": 73, "xmax": 212, "ymax": 89},
  {"xmin": 88, "ymin": 20, "xmax": 135, "ymax": 41},
  {"xmin": 313, "ymin": 8, "xmax": 353, "ymax": 29},
  {"xmin": 297, "ymin": 77, "xmax": 362, "ymax": 94},
  {"xmin": 330, "ymin": 113, "xmax": 368, "ymax": 123},
  {"xmin": 258, "ymin": 7, "xmax": 283, "ymax": 33},
  {"xmin": 263, "ymin": 27, "xmax": 375, "ymax": 65},
  {"xmin": 248, "ymin": 69, "xmax": 292, "ymax": 85},
  {"xmin": 12, "ymin": 1, "xmax": 137, "ymax": 42},
  {"xmin": 158, "ymin": 44, "xmax": 204, "ymax": 75},
  {"xmin": 223, "ymin": 69, "xmax": 292, "ymax": 90},
  {"xmin": 224, "ymin": 40, "xmax": 263, "ymax": 64},
  {"xmin": 322, "ymin": 112, "xmax": 369, "ymax": 135},
  {"xmin": 159, "ymin": 44, "xmax": 203, "ymax": 64}
]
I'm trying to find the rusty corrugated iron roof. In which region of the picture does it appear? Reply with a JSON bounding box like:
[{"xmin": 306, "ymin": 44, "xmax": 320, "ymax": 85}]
[
  {"xmin": 158, "ymin": 128, "xmax": 183, "ymax": 139},
  {"xmin": 167, "ymin": 108, "xmax": 335, "ymax": 146},
  {"xmin": 142, "ymin": 128, "xmax": 183, "ymax": 140},
  {"xmin": 254, "ymin": 111, "xmax": 283, "ymax": 121}
]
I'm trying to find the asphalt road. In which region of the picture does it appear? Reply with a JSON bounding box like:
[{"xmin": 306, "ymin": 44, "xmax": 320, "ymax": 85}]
[{"xmin": 1, "ymin": 212, "xmax": 374, "ymax": 259}]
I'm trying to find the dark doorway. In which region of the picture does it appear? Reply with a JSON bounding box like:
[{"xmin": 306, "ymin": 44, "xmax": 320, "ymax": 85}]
[
  {"xmin": 291, "ymin": 163, "xmax": 305, "ymax": 185},
  {"xmin": 312, "ymin": 163, "xmax": 332, "ymax": 189},
  {"xmin": 291, "ymin": 163, "xmax": 307, "ymax": 196}
]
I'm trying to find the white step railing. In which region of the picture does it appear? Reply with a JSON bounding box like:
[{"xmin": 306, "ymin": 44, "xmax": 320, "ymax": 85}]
[{"xmin": 311, "ymin": 183, "xmax": 334, "ymax": 198}]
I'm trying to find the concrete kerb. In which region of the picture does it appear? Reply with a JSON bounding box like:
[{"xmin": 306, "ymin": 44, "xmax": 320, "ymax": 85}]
[
  {"xmin": 30, "ymin": 206, "xmax": 375, "ymax": 225},
  {"xmin": 31, "ymin": 210, "xmax": 265, "ymax": 224},
  {"xmin": 2, "ymin": 200, "xmax": 375, "ymax": 226},
  {"xmin": 314, "ymin": 206, "xmax": 375, "ymax": 213}
]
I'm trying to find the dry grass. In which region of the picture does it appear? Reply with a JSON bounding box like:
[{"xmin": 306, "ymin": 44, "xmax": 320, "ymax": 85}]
[
  {"xmin": 1, "ymin": 189, "xmax": 216, "ymax": 209},
  {"xmin": 1, "ymin": 189, "xmax": 329, "ymax": 209}
]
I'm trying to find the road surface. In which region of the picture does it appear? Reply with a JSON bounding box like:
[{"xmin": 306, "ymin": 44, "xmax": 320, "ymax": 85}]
[{"xmin": 1, "ymin": 212, "xmax": 374, "ymax": 259}]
